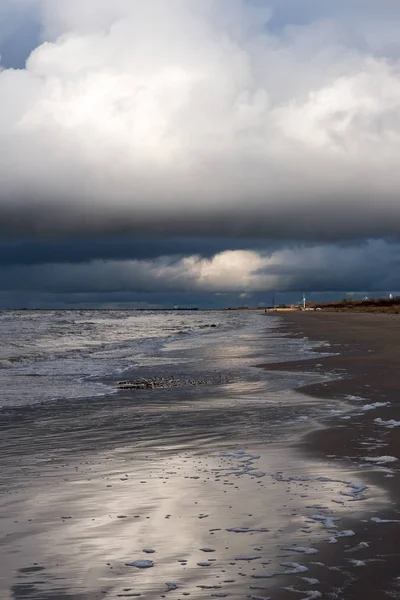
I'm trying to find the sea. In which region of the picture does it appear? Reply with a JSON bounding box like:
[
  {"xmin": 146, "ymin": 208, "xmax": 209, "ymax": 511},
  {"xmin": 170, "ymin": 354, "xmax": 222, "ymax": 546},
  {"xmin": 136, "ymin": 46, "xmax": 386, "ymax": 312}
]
[{"xmin": 0, "ymin": 309, "xmax": 330, "ymax": 410}]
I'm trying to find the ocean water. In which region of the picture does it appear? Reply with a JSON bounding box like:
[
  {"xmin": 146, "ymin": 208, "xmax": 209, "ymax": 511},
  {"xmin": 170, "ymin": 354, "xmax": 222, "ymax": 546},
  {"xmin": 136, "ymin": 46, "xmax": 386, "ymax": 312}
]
[{"xmin": 0, "ymin": 309, "xmax": 328, "ymax": 409}]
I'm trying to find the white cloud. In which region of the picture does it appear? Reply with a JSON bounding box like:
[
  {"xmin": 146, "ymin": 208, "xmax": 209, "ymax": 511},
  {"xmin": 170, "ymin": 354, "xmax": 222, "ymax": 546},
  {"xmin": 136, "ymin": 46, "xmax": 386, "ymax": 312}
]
[{"xmin": 0, "ymin": 0, "xmax": 400, "ymax": 239}]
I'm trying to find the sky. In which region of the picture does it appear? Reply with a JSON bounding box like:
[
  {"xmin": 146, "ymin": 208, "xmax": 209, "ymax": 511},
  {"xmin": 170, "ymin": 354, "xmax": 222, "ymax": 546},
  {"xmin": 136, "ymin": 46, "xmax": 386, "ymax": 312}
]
[{"xmin": 0, "ymin": 0, "xmax": 399, "ymax": 308}]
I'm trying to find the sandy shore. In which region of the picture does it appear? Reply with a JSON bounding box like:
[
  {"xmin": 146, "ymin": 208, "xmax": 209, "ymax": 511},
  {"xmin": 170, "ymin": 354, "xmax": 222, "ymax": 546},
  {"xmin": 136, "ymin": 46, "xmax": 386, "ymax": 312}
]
[
  {"xmin": 1, "ymin": 314, "xmax": 400, "ymax": 600},
  {"xmin": 265, "ymin": 312, "xmax": 400, "ymax": 599}
]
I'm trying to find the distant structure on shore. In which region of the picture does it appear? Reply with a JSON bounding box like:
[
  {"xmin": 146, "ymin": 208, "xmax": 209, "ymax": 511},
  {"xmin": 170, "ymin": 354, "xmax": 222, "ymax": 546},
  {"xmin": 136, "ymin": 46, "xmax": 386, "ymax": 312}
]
[
  {"xmin": 301, "ymin": 295, "xmax": 400, "ymax": 314},
  {"xmin": 225, "ymin": 293, "xmax": 400, "ymax": 314},
  {"xmin": 262, "ymin": 292, "xmax": 310, "ymax": 312}
]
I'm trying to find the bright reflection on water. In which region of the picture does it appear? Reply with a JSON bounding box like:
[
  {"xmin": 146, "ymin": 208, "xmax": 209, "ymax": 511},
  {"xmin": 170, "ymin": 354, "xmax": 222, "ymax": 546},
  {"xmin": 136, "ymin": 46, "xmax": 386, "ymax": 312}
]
[{"xmin": 0, "ymin": 313, "xmax": 387, "ymax": 599}]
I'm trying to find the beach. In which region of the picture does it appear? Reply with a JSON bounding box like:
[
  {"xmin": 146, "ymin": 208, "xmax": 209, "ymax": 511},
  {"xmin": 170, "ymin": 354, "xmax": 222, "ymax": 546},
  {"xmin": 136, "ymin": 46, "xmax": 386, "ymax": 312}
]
[
  {"xmin": 0, "ymin": 310, "xmax": 399, "ymax": 600},
  {"xmin": 267, "ymin": 311, "xmax": 400, "ymax": 599}
]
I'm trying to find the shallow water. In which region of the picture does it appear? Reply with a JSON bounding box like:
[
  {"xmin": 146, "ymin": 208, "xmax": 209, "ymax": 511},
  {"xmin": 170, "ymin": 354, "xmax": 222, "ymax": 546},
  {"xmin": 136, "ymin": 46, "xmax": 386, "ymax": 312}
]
[
  {"xmin": 0, "ymin": 310, "xmax": 247, "ymax": 407},
  {"xmin": 0, "ymin": 311, "xmax": 389, "ymax": 599},
  {"xmin": 0, "ymin": 309, "xmax": 332, "ymax": 409},
  {"xmin": 0, "ymin": 404, "xmax": 386, "ymax": 600}
]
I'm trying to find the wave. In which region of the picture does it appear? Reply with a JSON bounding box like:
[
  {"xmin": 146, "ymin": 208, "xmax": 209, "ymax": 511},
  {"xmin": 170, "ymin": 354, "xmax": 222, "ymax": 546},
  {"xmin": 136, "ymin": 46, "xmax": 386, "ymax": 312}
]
[{"xmin": 0, "ymin": 309, "xmax": 248, "ymax": 406}]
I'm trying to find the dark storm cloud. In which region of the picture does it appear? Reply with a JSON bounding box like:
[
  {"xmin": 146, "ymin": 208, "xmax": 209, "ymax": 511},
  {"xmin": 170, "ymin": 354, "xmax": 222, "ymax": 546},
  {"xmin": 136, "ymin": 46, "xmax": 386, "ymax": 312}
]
[
  {"xmin": 0, "ymin": 240, "xmax": 398, "ymax": 296},
  {"xmin": 0, "ymin": 236, "xmax": 285, "ymax": 266}
]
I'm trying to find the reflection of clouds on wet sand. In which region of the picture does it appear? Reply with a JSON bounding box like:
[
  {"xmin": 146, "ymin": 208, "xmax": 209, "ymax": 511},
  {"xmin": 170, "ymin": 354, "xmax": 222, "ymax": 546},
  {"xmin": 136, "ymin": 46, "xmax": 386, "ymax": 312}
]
[{"xmin": 3, "ymin": 430, "xmax": 390, "ymax": 600}]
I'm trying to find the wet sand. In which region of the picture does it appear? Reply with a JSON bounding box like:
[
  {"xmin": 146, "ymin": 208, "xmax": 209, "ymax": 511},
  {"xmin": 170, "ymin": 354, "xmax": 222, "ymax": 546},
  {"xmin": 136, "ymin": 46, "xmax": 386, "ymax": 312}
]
[
  {"xmin": 1, "ymin": 384, "xmax": 359, "ymax": 600},
  {"xmin": 265, "ymin": 312, "xmax": 400, "ymax": 599},
  {"xmin": 1, "ymin": 315, "xmax": 399, "ymax": 600}
]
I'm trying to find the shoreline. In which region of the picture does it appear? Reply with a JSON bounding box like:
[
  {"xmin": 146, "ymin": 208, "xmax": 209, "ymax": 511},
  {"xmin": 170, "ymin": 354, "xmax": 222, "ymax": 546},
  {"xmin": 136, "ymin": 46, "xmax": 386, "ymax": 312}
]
[
  {"xmin": 263, "ymin": 312, "xmax": 400, "ymax": 599},
  {"xmin": 1, "ymin": 312, "xmax": 399, "ymax": 600}
]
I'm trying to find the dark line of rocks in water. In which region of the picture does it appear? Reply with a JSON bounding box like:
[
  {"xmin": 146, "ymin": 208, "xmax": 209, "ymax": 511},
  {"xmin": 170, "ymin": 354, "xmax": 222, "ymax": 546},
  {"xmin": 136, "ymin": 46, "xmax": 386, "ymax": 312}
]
[{"xmin": 117, "ymin": 376, "xmax": 231, "ymax": 390}]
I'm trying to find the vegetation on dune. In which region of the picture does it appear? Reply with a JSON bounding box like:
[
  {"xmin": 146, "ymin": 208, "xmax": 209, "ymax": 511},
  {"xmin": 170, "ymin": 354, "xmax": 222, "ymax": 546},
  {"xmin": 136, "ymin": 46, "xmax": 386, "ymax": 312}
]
[{"xmin": 310, "ymin": 297, "xmax": 400, "ymax": 313}]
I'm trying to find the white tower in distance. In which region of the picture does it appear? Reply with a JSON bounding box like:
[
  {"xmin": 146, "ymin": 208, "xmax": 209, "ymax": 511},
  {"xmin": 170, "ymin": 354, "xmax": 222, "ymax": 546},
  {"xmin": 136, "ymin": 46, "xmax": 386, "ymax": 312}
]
[{"xmin": 302, "ymin": 294, "xmax": 306, "ymax": 310}]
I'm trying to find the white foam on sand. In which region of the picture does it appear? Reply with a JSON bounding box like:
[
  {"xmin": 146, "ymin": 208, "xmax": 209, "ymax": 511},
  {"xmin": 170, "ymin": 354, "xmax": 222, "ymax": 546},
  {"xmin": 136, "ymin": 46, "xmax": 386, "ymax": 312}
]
[
  {"xmin": 361, "ymin": 402, "xmax": 390, "ymax": 411},
  {"xmin": 166, "ymin": 583, "xmax": 178, "ymax": 591},
  {"xmin": 217, "ymin": 450, "xmax": 267, "ymax": 478},
  {"xmin": 326, "ymin": 529, "xmax": 355, "ymax": 543},
  {"xmin": 272, "ymin": 474, "xmax": 310, "ymax": 482},
  {"xmin": 301, "ymin": 578, "xmax": 320, "ymax": 585},
  {"xmin": 313, "ymin": 477, "xmax": 367, "ymax": 502},
  {"xmin": 244, "ymin": 471, "xmax": 267, "ymax": 478},
  {"xmin": 362, "ymin": 456, "xmax": 398, "ymax": 464},
  {"xmin": 220, "ymin": 451, "xmax": 260, "ymax": 460},
  {"xmin": 117, "ymin": 444, "xmax": 390, "ymax": 596},
  {"xmin": 345, "ymin": 395, "xmax": 366, "ymax": 402},
  {"xmin": 280, "ymin": 562, "xmax": 308, "ymax": 575},
  {"xmin": 283, "ymin": 587, "xmax": 322, "ymax": 599},
  {"xmin": 342, "ymin": 482, "xmax": 366, "ymax": 498},
  {"xmin": 127, "ymin": 560, "xmax": 154, "ymax": 568},
  {"xmin": 374, "ymin": 418, "xmax": 400, "ymax": 428},
  {"xmin": 348, "ymin": 559, "xmax": 367, "ymax": 567},
  {"xmin": 309, "ymin": 515, "xmax": 341, "ymax": 529},
  {"xmin": 346, "ymin": 542, "xmax": 369, "ymax": 552},
  {"xmin": 371, "ymin": 517, "xmax": 400, "ymax": 523},
  {"xmin": 251, "ymin": 562, "xmax": 308, "ymax": 581},
  {"xmin": 282, "ymin": 547, "xmax": 318, "ymax": 555},
  {"xmin": 335, "ymin": 530, "xmax": 356, "ymax": 539}
]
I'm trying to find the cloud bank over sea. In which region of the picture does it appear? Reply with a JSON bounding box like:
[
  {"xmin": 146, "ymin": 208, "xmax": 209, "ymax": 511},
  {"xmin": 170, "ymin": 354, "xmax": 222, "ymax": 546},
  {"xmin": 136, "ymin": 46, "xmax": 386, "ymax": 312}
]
[{"xmin": 0, "ymin": 0, "xmax": 399, "ymax": 305}]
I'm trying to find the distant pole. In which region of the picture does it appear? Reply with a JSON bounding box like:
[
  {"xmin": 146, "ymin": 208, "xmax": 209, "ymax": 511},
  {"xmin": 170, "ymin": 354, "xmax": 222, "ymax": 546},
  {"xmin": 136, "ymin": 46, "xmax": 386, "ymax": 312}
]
[{"xmin": 302, "ymin": 294, "xmax": 306, "ymax": 310}]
